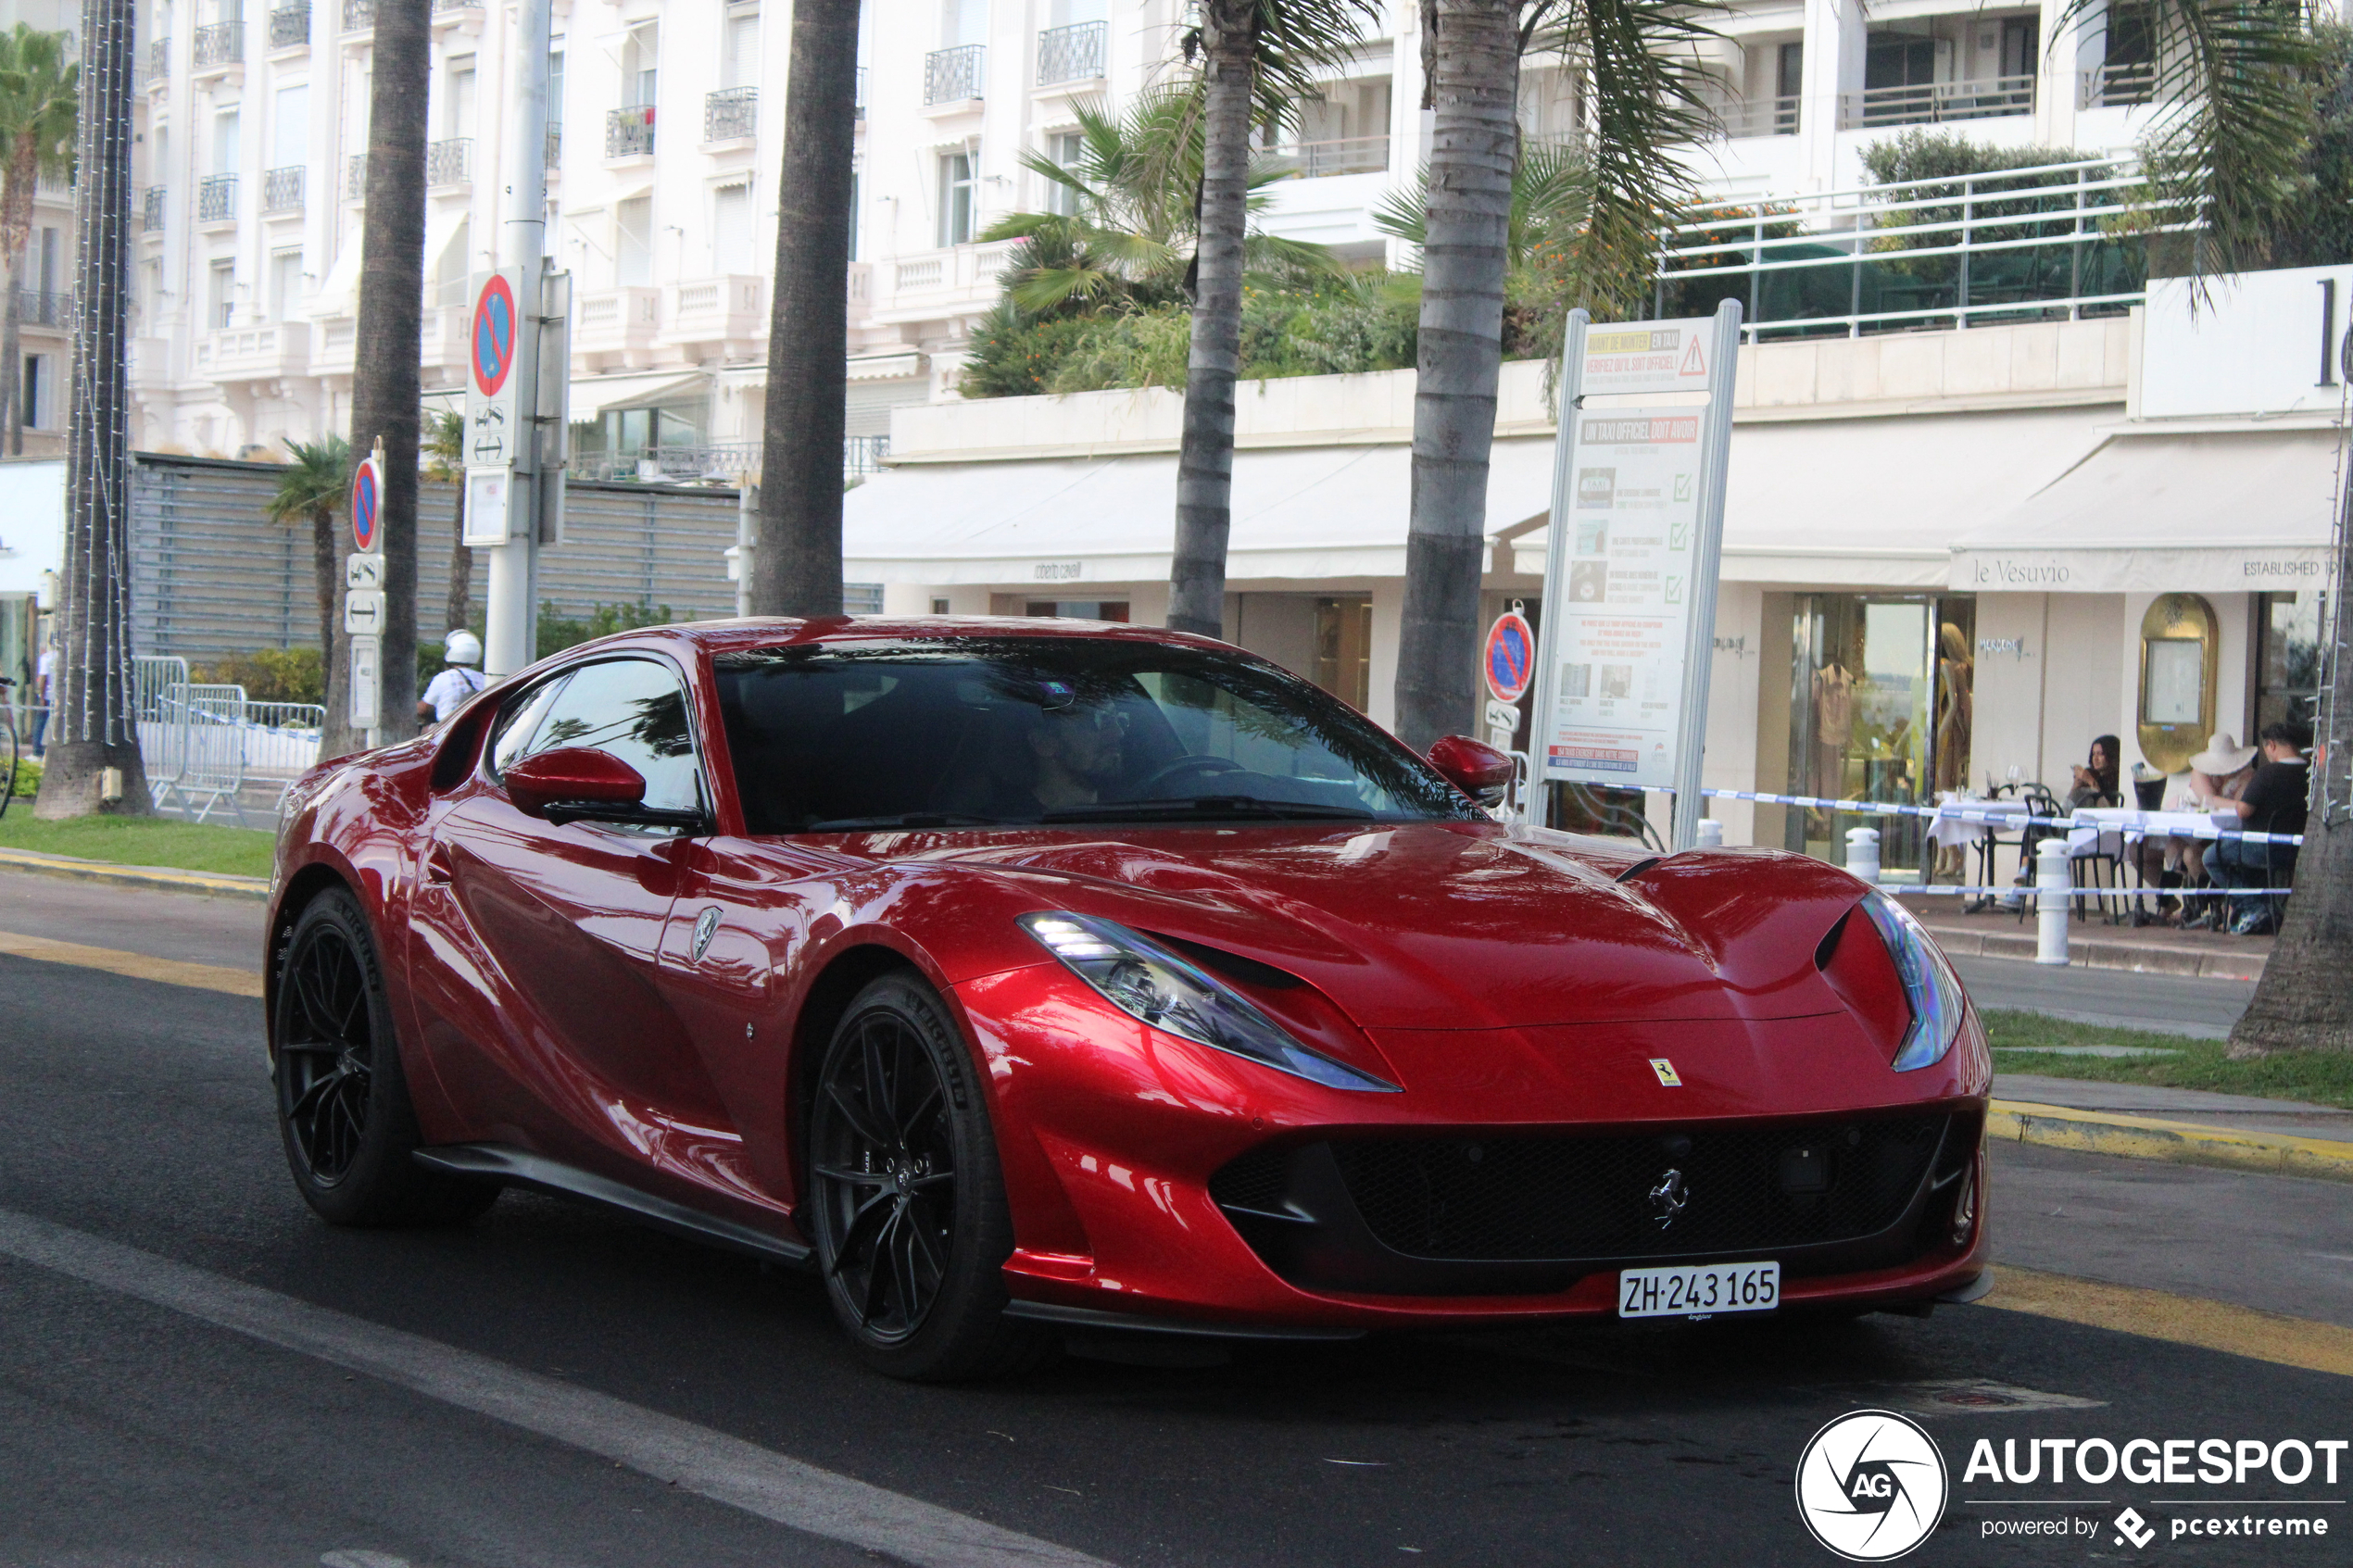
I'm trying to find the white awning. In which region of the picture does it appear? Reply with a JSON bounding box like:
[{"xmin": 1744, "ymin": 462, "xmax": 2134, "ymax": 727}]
[
  {"xmin": 566, "ymin": 370, "xmax": 711, "ymax": 421},
  {"xmin": 1948, "ymin": 428, "xmax": 2341, "ymax": 593},
  {"xmin": 844, "ymin": 438, "xmax": 1562, "ymax": 585},
  {"xmin": 1718, "ymin": 408, "xmax": 2111, "ymax": 587},
  {"xmin": 307, "ymin": 241, "xmax": 365, "ymax": 321}
]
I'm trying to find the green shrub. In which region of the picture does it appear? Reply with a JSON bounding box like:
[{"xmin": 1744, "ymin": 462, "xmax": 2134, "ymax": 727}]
[
  {"xmin": 7, "ymin": 754, "xmax": 38, "ymax": 802},
  {"xmin": 537, "ymin": 601, "xmax": 678, "ymax": 659},
  {"xmin": 191, "ymin": 646, "xmax": 325, "ymax": 706}
]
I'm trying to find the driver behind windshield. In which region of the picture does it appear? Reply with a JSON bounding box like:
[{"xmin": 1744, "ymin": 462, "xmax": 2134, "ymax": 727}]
[{"xmin": 1027, "ymin": 701, "xmax": 1129, "ymax": 809}]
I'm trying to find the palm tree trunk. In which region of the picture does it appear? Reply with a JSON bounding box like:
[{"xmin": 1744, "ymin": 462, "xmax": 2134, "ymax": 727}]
[
  {"xmin": 2229, "ymin": 521, "xmax": 2353, "ymax": 1056},
  {"xmin": 328, "ymin": 0, "xmax": 429, "ymax": 755},
  {"xmin": 311, "ymin": 506, "xmax": 338, "ymax": 675},
  {"xmin": 38, "ymin": 0, "xmax": 149, "ymax": 818},
  {"xmin": 1393, "ymin": 0, "xmax": 1518, "ymax": 753},
  {"xmin": 1167, "ymin": 1, "xmax": 1258, "ymax": 640},
  {"xmin": 3, "ymin": 252, "xmax": 21, "ymax": 457},
  {"xmin": 445, "ymin": 483, "xmax": 472, "ymax": 634},
  {"xmin": 749, "ymin": 0, "xmax": 858, "ymax": 618}
]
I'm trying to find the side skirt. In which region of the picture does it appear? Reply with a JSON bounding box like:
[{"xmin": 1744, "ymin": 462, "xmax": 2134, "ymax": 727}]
[
  {"xmin": 414, "ymin": 1143, "xmax": 812, "ymax": 1267},
  {"xmin": 1001, "ymin": 1299, "xmax": 1365, "ymax": 1343}
]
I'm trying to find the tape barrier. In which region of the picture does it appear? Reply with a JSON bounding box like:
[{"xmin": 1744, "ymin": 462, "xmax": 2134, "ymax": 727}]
[
  {"xmin": 1883, "ymin": 884, "xmax": 2293, "ymax": 898},
  {"xmin": 1672, "ymin": 786, "xmax": 2306, "ymax": 847}
]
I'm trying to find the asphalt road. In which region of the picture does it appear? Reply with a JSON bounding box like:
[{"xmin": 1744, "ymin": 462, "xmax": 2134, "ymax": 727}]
[
  {"xmin": 1949, "ymin": 955, "xmax": 2257, "ymax": 1038},
  {"xmin": 0, "ymin": 872, "xmax": 2347, "ymax": 1567}
]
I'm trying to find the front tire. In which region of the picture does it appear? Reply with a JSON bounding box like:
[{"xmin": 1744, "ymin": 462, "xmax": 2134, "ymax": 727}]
[
  {"xmin": 806, "ymin": 972, "xmax": 1040, "ymax": 1381},
  {"xmin": 273, "ymin": 888, "xmax": 497, "ymax": 1227}
]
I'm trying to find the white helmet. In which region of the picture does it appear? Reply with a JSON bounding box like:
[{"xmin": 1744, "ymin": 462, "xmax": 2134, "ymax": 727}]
[{"xmin": 444, "ymin": 629, "xmax": 483, "ymax": 667}]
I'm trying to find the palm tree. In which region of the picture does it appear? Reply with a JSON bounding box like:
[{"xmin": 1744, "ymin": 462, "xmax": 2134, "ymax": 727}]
[
  {"xmin": 749, "ymin": 0, "xmax": 859, "ymax": 620},
  {"xmin": 0, "ymin": 25, "xmax": 77, "ymax": 457},
  {"xmin": 422, "ymin": 408, "xmax": 472, "ymax": 638},
  {"xmin": 328, "ymin": 0, "xmax": 431, "ymax": 754},
  {"xmin": 36, "ymin": 0, "xmax": 145, "ymax": 818},
  {"xmin": 264, "ymin": 436, "xmax": 351, "ymax": 682},
  {"xmin": 1169, "ymin": 0, "xmax": 1382, "ymax": 638},
  {"xmin": 1390, "ymin": 0, "xmax": 1716, "ymax": 751}
]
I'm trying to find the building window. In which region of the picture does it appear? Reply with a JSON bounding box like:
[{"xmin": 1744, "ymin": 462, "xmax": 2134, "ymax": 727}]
[
  {"xmin": 937, "ymin": 149, "xmax": 975, "ymax": 246},
  {"xmin": 616, "ymin": 195, "xmax": 652, "ymax": 286},
  {"xmin": 724, "ymin": 6, "xmax": 759, "ymax": 88},
  {"xmin": 1046, "ymin": 131, "xmax": 1083, "ymax": 215},
  {"xmin": 212, "ymin": 107, "xmax": 240, "ymax": 173},
  {"xmin": 712, "ymin": 182, "xmax": 752, "ymax": 273},
  {"xmin": 623, "ymin": 21, "xmax": 658, "ymax": 107},
  {"xmin": 268, "ymin": 247, "xmax": 304, "ymax": 319},
  {"xmin": 208, "ymin": 258, "xmax": 235, "ymax": 327},
  {"xmin": 447, "ymin": 59, "xmax": 476, "ymax": 137},
  {"xmin": 1314, "ymin": 596, "xmax": 1372, "ymax": 710},
  {"xmin": 2255, "ymin": 590, "xmax": 2328, "ymax": 737}
]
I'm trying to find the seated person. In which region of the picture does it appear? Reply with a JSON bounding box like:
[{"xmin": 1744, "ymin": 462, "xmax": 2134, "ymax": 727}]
[
  {"xmin": 2195, "ymin": 721, "xmax": 2309, "ymax": 936},
  {"xmin": 2005, "ymin": 734, "xmax": 2120, "ymax": 905},
  {"xmin": 2130, "ymin": 732, "xmax": 2255, "ymax": 923},
  {"xmin": 1028, "ymin": 701, "xmax": 1128, "ymax": 809}
]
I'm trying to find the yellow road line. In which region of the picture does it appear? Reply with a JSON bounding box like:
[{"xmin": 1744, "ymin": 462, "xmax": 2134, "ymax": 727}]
[
  {"xmin": 0, "ymin": 929, "xmax": 263, "ymax": 998},
  {"xmin": 1990, "ymin": 1098, "xmax": 2353, "ymax": 1184},
  {"xmin": 1981, "ymin": 1263, "xmax": 2353, "ymax": 1379},
  {"xmin": 0, "ymin": 847, "xmax": 271, "ymax": 901}
]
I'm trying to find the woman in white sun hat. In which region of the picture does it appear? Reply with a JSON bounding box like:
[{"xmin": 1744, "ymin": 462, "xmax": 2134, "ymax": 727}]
[{"xmin": 2138, "ymin": 731, "xmax": 2258, "ymax": 927}]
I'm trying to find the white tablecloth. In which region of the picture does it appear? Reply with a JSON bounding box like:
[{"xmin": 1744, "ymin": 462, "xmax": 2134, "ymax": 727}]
[
  {"xmin": 1928, "ymin": 795, "xmax": 2029, "ymax": 848},
  {"xmin": 2067, "ymin": 807, "xmax": 2238, "ymax": 854}
]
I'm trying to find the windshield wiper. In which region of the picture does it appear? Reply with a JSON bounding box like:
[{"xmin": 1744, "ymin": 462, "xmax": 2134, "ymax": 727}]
[
  {"xmin": 1040, "ymin": 796, "xmax": 1376, "ymax": 824},
  {"xmin": 800, "ymin": 811, "xmax": 1010, "ymax": 831}
]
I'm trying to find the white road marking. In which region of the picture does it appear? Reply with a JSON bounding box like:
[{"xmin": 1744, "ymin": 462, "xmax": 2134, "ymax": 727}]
[{"xmin": 0, "ymin": 1207, "xmax": 1115, "ymax": 1568}]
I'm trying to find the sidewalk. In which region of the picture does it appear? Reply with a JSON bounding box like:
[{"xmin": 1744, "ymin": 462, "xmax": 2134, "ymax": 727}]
[
  {"xmin": 1992, "ymin": 1072, "xmax": 2353, "ymax": 1184},
  {"xmin": 1902, "ymin": 895, "xmax": 2272, "ymax": 981}
]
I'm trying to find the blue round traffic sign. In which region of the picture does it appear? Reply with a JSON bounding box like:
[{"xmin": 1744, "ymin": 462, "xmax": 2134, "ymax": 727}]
[
  {"xmin": 349, "ymin": 458, "xmax": 382, "ymax": 553},
  {"xmin": 1484, "ymin": 610, "xmax": 1534, "ymax": 704},
  {"xmin": 472, "ymin": 273, "xmax": 517, "ymax": 398}
]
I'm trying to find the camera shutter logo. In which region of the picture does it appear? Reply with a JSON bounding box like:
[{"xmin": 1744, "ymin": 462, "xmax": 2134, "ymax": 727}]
[{"xmin": 1794, "ymin": 1410, "xmax": 1948, "ymax": 1562}]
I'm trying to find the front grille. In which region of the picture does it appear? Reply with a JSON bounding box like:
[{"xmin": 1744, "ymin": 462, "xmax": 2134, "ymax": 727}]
[
  {"xmin": 1329, "ymin": 1115, "xmax": 1947, "ymax": 1261},
  {"xmin": 1208, "ymin": 1145, "xmax": 1290, "ymax": 1214}
]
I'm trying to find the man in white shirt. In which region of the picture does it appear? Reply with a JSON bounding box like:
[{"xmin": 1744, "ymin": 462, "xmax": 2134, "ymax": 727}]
[
  {"xmin": 418, "ymin": 630, "xmax": 490, "ymax": 725},
  {"xmin": 31, "ymin": 638, "xmax": 57, "ymax": 756}
]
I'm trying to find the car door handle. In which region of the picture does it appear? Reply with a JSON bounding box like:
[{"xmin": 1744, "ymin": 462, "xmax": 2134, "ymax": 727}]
[{"xmin": 423, "ymin": 847, "xmax": 456, "ymax": 886}]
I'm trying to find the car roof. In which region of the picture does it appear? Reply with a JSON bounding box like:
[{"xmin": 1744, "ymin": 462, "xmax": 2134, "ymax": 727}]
[{"xmin": 559, "ymin": 615, "xmax": 1237, "ymax": 664}]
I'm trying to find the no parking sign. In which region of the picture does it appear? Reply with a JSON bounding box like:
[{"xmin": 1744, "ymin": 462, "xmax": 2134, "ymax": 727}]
[
  {"xmin": 348, "ymin": 445, "xmax": 384, "ymax": 554},
  {"xmin": 1483, "ymin": 608, "xmax": 1535, "ymax": 705},
  {"xmin": 464, "ymin": 268, "xmax": 523, "ymax": 470}
]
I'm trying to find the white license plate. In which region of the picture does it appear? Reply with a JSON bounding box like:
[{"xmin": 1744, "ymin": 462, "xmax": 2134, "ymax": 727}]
[{"xmin": 1617, "ymin": 1261, "xmax": 1780, "ymax": 1318}]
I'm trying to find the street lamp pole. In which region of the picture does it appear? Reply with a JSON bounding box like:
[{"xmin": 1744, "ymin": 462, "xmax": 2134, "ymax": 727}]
[{"xmin": 481, "ymin": 0, "xmax": 556, "ymax": 678}]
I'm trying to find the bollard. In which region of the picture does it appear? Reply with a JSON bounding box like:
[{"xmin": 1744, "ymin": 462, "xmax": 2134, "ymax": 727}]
[
  {"xmin": 1696, "ymin": 818, "xmax": 1724, "ymax": 848},
  {"xmin": 2035, "ymin": 837, "xmax": 2070, "ymax": 966},
  {"xmin": 1845, "ymin": 826, "xmax": 1881, "ymax": 888}
]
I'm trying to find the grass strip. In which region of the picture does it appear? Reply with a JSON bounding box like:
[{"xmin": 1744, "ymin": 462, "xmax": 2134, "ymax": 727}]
[
  {"xmin": 0, "ymin": 811, "xmax": 274, "ymax": 879},
  {"xmin": 1986, "ymin": 1009, "xmax": 2353, "ymax": 1111}
]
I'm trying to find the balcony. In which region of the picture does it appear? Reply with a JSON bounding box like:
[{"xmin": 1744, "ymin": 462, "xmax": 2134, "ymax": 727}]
[
  {"xmin": 606, "ymin": 104, "xmax": 655, "ymax": 159},
  {"xmin": 431, "ymin": 0, "xmax": 479, "ymax": 14},
  {"xmin": 146, "ymin": 38, "xmax": 170, "ymax": 84},
  {"xmin": 309, "ymin": 315, "xmax": 357, "ymax": 376},
  {"xmin": 573, "ymin": 285, "xmax": 661, "ymax": 358},
  {"xmin": 195, "ymin": 321, "xmax": 311, "ymax": 383},
  {"xmin": 418, "ymin": 305, "xmax": 468, "ymax": 374},
  {"xmin": 344, "ymin": 153, "xmax": 368, "ymax": 200},
  {"xmin": 881, "ymin": 240, "xmax": 1015, "ymax": 311},
  {"xmin": 664, "ymin": 274, "xmax": 765, "ymax": 351},
  {"xmin": 196, "ymin": 173, "xmax": 237, "ymax": 225},
  {"xmin": 847, "ymin": 260, "xmax": 870, "ymax": 306},
  {"xmin": 143, "ymin": 185, "xmax": 166, "ymax": 232},
  {"xmin": 130, "ymin": 336, "xmax": 173, "ymax": 396},
  {"xmin": 1036, "ymin": 20, "xmax": 1103, "ymax": 86},
  {"xmin": 260, "ymin": 165, "xmax": 304, "ymax": 213},
  {"xmin": 342, "ymin": 0, "xmax": 372, "ymax": 31},
  {"xmin": 925, "ymin": 44, "xmax": 983, "ymax": 107},
  {"xmin": 1839, "ymin": 74, "xmax": 2035, "ymax": 130},
  {"xmin": 704, "ymin": 85, "xmax": 756, "ymax": 143},
  {"xmin": 1262, "ymin": 134, "xmax": 1389, "ymax": 178},
  {"xmin": 1710, "ymin": 93, "xmax": 1800, "ymax": 139},
  {"xmin": 16, "ymin": 289, "xmax": 69, "ymax": 330},
  {"xmin": 193, "ymin": 20, "xmax": 242, "ymax": 72},
  {"xmin": 2080, "ymin": 62, "xmax": 2157, "ymax": 108},
  {"xmin": 267, "ymin": 2, "xmax": 308, "ymax": 49},
  {"xmin": 426, "ymin": 136, "xmax": 470, "ymax": 186}
]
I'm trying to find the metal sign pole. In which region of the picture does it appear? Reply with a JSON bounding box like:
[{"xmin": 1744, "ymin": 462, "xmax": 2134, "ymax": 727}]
[
  {"xmin": 1524, "ymin": 309, "xmax": 1592, "ymax": 828},
  {"xmin": 480, "ymin": 0, "xmax": 554, "ymax": 679},
  {"xmin": 1667, "ymin": 299, "xmax": 1744, "ymax": 850}
]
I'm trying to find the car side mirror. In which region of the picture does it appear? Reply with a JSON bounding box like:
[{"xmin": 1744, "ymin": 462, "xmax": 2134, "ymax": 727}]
[
  {"xmin": 1428, "ymin": 734, "xmax": 1515, "ymax": 806},
  {"xmin": 503, "ymin": 746, "xmax": 699, "ymax": 829}
]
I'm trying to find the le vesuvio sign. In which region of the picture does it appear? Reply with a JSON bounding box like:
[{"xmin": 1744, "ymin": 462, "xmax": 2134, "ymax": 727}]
[
  {"xmin": 2143, "ymin": 262, "xmax": 2353, "ymax": 420},
  {"xmin": 1949, "ymin": 545, "xmax": 2335, "ymax": 595}
]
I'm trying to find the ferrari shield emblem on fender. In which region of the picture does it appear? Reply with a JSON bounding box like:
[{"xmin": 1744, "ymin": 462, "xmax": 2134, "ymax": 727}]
[
  {"xmin": 1649, "ymin": 1058, "xmax": 1682, "ymax": 1087},
  {"xmin": 691, "ymin": 907, "xmax": 722, "ymax": 963}
]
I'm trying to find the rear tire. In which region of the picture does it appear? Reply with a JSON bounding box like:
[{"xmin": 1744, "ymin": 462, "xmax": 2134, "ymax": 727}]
[
  {"xmin": 272, "ymin": 888, "xmax": 497, "ymax": 1227},
  {"xmin": 805, "ymin": 972, "xmax": 1043, "ymax": 1381}
]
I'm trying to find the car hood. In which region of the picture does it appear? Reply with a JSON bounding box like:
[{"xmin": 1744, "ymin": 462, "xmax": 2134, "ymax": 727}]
[{"xmin": 905, "ymin": 821, "xmax": 1870, "ymax": 1031}]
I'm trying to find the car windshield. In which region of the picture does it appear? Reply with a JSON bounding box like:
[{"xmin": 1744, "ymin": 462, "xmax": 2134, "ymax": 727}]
[{"xmin": 713, "ymin": 635, "xmax": 1485, "ymax": 834}]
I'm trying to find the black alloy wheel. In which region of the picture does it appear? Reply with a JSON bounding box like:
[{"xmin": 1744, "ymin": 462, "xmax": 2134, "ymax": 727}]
[
  {"xmin": 272, "ymin": 888, "xmax": 497, "ymax": 1226},
  {"xmin": 807, "ymin": 973, "xmax": 1040, "ymax": 1380}
]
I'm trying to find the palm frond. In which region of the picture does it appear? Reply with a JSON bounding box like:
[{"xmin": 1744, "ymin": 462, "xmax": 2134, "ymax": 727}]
[{"xmin": 264, "ymin": 436, "xmax": 353, "ymax": 526}]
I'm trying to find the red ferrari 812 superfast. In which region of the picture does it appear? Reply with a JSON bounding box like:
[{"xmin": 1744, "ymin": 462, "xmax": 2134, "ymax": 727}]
[{"xmin": 268, "ymin": 618, "xmax": 1989, "ymax": 1379}]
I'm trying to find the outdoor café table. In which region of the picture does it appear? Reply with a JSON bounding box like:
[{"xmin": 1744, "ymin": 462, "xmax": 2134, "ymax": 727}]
[
  {"xmin": 2068, "ymin": 808, "xmax": 2242, "ymax": 910},
  {"xmin": 1929, "ymin": 794, "xmax": 2032, "ymax": 901}
]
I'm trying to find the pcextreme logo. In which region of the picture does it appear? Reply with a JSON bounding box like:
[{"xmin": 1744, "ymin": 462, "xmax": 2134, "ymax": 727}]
[{"xmin": 1795, "ymin": 1411, "xmax": 1950, "ymax": 1562}]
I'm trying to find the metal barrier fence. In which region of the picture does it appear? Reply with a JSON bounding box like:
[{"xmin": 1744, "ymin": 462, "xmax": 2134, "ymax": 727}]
[{"xmin": 139, "ymin": 673, "xmax": 325, "ymax": 827}]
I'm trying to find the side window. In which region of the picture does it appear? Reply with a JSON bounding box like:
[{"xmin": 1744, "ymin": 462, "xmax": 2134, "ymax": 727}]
[
  {"xmin": 511, "ymin": 657, "xmax": 703, "ymax": 814},
  {"xmin": 489, "ymin": 673, "xmax": 570, "ymax": 778}
]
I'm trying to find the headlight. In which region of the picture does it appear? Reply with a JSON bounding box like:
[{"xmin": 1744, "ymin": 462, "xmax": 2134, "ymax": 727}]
[
  {"xmin": 1857, "ymin": 891, "xmax": 1966, "ymax": 1073},
  {"xmin": 1019, "ymin": 912, "xmax": 1397, "ymax": 1093}
]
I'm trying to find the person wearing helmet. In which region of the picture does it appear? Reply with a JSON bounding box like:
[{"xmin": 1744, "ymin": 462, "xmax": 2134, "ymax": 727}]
[{"xmin": 419, "ymin": 629, "xmax": 490, "ymax": 724}]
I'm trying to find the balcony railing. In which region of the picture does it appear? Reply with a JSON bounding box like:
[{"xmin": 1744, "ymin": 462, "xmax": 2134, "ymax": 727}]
[
  {"xmin": 2080, "ymin": 61, "xmax": 2157, "ymax": 108},
  {"xmin": 925, "ymin": 44, "xmax": 984, "ymax": 106},
  {"xmin": 345, "ymin": 153, "xmax": 367, "ymax": 199},
  {"xmin": 431, "ymin": 0, "xmax": 479, "ymax": 12},
  {"xmin": 606, "ymin": 104, "xmax": 655, "ymax": 158},
  {"xmin": 1709, "ymin": 92, "xmax": 1800, "ymax": 139},
  {"xmin": 1655, "ymin": 156, "xmax": 2173, "ymax": 342},
  {"xmin": 1036, "ymin": 20, "xmax": 1104, "ymax": 85},
  {"xmin": 197, "ymin": 173, "xmax": 237, "ymax": 223},
  {"xmin": 143, "ymin": 185, "xmax": 166, "ymax": 231},
  {"xmin": 267, "ymin": 3, "xmax": 308, "ymax": 48},
  {"xmin": 426, "ymin": 136, "xmax": 470, "ymax": 184},
  {"xmin": 193, "ymin": 20, "xmax": 242, "ymax": 68},
  {"xmin": 146, "ymin": 38, "xmax": 170, "ymax": 82},
  {"xmin": 261, "ymin": 164, "xmax": 304, "ymax": 212},
  {"xmin": 705, "ymin": 85, "xmax": 756, "ymax": 141},
  {"xmin": 342, "ymin": 0, "xmax": 373, "ymax": 31},
  {"xmin": 1262, "ymin": 134, "xmax": 1389, "ymax": 178},
  {"xmin": 1838, "ymin": 74, "xmax": 2035, "ymax": 129},
  {"xmin": 16, "ymin": 289, "xmax": 69, "ymax": 329},
  {"xmin": 845, "ymin": 434, "xmax": 889, "ymax": 479}
]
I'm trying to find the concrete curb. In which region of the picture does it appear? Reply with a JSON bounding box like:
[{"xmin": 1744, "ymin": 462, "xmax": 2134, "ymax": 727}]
[
  {"xmin": 0, "ymin": 847, "xmax": 271, "ymax": 902},
  {"xmin": 1990, "ymin": 1098, "xmax": 2353, "ymax": 1184},
  {"xmin": 1925, "ymin": 925, "xmax": 2266, "ymax": 981}
]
